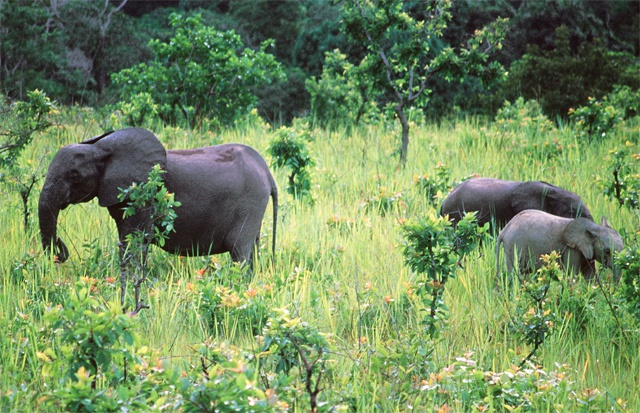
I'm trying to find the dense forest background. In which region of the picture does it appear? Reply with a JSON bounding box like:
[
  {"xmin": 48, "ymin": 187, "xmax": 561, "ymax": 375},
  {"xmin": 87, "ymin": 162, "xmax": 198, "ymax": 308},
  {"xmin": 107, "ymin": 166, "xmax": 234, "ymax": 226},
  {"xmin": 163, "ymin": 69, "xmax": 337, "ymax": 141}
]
[{"xmin": 1, "ymin": 0, "xmax": 638, "ymax": 125}]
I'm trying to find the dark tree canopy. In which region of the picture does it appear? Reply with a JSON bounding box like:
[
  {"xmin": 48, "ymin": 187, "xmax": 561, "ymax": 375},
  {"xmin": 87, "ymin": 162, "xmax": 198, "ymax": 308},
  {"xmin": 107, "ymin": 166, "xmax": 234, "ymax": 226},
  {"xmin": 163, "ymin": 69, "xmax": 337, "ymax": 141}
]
[{"xmin": 0, "ymin": 0, "xmax": 637, "ymax": 123}]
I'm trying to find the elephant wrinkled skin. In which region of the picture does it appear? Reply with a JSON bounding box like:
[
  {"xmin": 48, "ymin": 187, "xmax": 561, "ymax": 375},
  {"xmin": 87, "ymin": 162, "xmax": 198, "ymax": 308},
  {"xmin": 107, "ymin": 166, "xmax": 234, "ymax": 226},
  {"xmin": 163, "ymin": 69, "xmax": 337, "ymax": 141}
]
[
  {"xmin": 440, "ymin": 177, "xmax": 592, "ymax": 229},
  {"xmin": 38, "ymin": 128, "xmax": 278, "ymax": 268},
  {"xmin": 495, "ymin": 209, "xmax": 623, "ymax": 279}
]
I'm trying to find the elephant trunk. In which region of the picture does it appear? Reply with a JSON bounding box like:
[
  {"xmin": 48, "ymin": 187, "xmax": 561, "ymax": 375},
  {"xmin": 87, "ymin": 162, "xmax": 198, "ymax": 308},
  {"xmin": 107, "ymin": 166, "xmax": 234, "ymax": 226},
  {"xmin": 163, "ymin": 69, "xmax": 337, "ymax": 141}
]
[{"xmin": 38, "ymin": 185, "xmax": 70, "ymax": 263}]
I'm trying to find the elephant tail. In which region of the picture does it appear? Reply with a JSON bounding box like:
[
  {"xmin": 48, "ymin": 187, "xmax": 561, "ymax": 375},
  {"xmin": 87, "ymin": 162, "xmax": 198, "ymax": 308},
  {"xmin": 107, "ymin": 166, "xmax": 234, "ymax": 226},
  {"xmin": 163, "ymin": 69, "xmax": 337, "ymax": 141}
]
[
  {"xmin": 495, "ymin": 233, "xmax": 503, "ymax": 279},
  {"xmin": 269, "ymin": 173, "xmax": 278, "ymax": 257}
]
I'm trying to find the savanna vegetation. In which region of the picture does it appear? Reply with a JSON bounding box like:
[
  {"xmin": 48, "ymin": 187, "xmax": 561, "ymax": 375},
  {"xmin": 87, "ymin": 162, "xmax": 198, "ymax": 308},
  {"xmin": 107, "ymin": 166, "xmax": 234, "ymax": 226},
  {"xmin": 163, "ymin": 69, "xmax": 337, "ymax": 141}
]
[{"xmin": 1, "ymin": 0, "xmax": 639, "ymax": 411}]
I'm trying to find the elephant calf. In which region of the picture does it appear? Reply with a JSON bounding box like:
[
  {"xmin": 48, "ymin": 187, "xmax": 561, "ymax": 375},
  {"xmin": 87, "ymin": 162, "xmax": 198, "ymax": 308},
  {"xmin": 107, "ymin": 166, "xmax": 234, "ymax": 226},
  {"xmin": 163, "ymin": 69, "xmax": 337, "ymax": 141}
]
[
  {"xmin": 440, "ymin": 177, "xmax": 593, "ymax": 229},
  {"xmin": 39, "ymin": 128, "xmax": 278, "ymax": 268},
  {"xmin": 495, "ymin": 209, "xmax": 623, "ymax": 279}
]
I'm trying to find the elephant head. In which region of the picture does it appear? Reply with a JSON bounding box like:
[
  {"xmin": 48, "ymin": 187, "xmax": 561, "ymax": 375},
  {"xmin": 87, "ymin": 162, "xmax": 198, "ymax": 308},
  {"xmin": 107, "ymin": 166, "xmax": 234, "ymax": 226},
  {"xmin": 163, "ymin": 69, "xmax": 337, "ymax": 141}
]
[
  {"xmin": 562, "ymin": 216, "xmax": 624, "ymax": 270},
  {"xmin": 39, "ymin": 128, "xmax": 167, "ymax": 262}
]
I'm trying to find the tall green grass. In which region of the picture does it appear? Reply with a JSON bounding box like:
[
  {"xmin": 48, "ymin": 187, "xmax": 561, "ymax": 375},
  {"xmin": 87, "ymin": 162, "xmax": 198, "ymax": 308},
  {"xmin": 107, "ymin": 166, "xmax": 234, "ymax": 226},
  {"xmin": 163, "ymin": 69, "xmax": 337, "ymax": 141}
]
[{"xmin": 1, "ymin": 112, "xmax": 638, "ymax": 410}]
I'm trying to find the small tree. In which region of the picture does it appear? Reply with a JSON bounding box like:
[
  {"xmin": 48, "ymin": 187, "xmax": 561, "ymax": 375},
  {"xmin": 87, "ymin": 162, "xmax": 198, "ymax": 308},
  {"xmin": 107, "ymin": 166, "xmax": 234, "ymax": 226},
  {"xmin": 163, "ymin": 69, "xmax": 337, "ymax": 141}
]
[
  {"xmin": 338, "ymin": 0, "xmax": 507, "ymax": 166},
  {"xmin": 0, "ymin": 90, "xmax": 55, "ymax": 231},
  {"xmin": 268, "ymin": 122, "xmax": 315, "ymax": 201},
  {"xmin": 401, "ymin": 211, "xmax": 486, "ymax": 338},
  {"xmin": 111, "ymin": 13, "xmax": 285, "ymax": 128},
  {"xmin": 117, "ymin": 165, "xmax": 181, "ymax": 313}
]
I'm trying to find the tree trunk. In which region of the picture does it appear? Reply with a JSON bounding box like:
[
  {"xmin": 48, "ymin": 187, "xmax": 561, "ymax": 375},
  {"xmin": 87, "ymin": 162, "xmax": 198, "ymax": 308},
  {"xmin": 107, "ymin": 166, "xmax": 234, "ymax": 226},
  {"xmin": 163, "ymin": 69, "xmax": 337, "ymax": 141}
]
[{"xmin": 395, "ymin": 104, "xmax": 410, "ymax": 169}]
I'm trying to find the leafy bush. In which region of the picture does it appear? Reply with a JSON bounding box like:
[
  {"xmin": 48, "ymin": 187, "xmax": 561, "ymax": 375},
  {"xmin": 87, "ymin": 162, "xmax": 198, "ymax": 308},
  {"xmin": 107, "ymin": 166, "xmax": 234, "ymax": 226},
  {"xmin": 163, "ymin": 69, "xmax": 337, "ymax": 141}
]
[
  {"xmin": 176, "ymin": 341, "xmax": 289, "ymax": 413},
  {"xmin": 0, "ymin": 89, "xmax": 55, "ymax": 231},
  {"xmin": 118, "ymin": 164, "xmax": 181, "ymax": 312},
  {"xmin": 494, "ymin": 97, "xmax": 554, "ymax": 140},
  {"xmin": 569, "ymin": 96, "xmax": 624, "ymax": 142},
  {"xmin": 413, "ymin": 163, "xmax": 453, "ymax": 206},
  {"xmin": 509, "ymin": 252, "xmax": 563, "ymax": 366},
  {"xmin": 260, "ymin": 307, "xmax": 332, "ymax": 412},
  {"xmin": 569, "ymin": 86, "xmax": 640, "ymax": 143},
  {"xmin": 268, "ymin": 121, "xmax": 315, "ymax": 201},
  {"xmin": 616, "ymin": 243, "xmax": 640, "ymax": 322},
  {"xmin": 111, "ymin": 13, "xmax": 284, "ymax": 128},
  {"xmin": 596, "ymin": 142, "xmax": 640, "ymax": 210},
  {"xmin": 41, "ymin": 279, "xmax": 140, "ymax": 411},
  {"xmin": 402, "ymin": 212, "xmax": 486, "ymax": 338}
]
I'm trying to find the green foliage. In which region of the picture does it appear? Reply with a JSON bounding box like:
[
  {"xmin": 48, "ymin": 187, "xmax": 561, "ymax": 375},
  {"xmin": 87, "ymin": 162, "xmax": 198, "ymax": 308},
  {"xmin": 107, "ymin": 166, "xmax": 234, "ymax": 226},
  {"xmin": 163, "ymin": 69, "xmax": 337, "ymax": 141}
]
[
  {"xmin": 305, "ymin": 50, "xmax": 378, "ymax": 128},
  {"xmin": 197, "ymin": 261, "xmax": 270, "ymax": 336},
  {"xmin": 402, "ymin": 211, "xmax": 486, "ymax": 338},
  {"xmin": 109, "ymin": 92, "xmax": 158, "ymax": 129},
  {"xmin": 569, "ymin": 96, "xmax": 624, "ymax": 142},
  {"xmin": 338, "ymin": 0, "xmax": 507, "ymax": 164},
  {"xmin": 111, "ymin": 13, "xmax": 284, "ymax": 128},
  {"xmin": 569, "ymin": 86, "xmax": 640, "ymax": 144},
  {"xmin": 39, "ymin": 278, "xmax": 287, "ymax": 412},
  {"xmin": 616, "ymin": 243, "xmax": 640, "ymax": 322},
  {"xmin": 605, "ymin": 85, "xmax": 640, "ymax": 120},
  {"xmin": 268, "ymin": 122, "xmax": 315, "ymax": 200},
  {"xmin": 413, "ymin": 163, "xmax": 453, "ymax": 206},
  {"xmin": 494, "ymin": 97, "xmax": 554, "ymax": 139},
  {"xmin": 261, "ymin": 307, "xmax": 331, "ymax": 412},
  {"xmin": 175, "ymin": 342, "xmax": 288, "ymax": 413},
  {"xmin": 0, "ymin": 2, "xmax": 66, "ymax": 101},
  {"xmin": 505, "ymin": 25, "xmax": 640, "ymax": 119},
  {"xmin": 0, "ymin": 90, "xmax": 55, "ymax": 231},
  {"xmin": 119, "ymin": 165, "xmax": 181, "ymax": 248},
  {"xmin": 596, "ymin": 143, "xmax": 640, "ymax": 210},
  {"xmin": 0, "ymin": 90, "xmax": 55, "ymax": 168},
  {"xmin": 510, "ymin": 252, "xmax": 563, "ymax": 366},
  {"xmin": 118, "ymin": 164, "xmax": 181, "ymax": 311},
  {"xmin": 416, "ymin": 357, "xmax": 620, "ymax": 411},
  {"xmin": 42, "ymin": 279, "xmax": 139, "ymax": 410}
]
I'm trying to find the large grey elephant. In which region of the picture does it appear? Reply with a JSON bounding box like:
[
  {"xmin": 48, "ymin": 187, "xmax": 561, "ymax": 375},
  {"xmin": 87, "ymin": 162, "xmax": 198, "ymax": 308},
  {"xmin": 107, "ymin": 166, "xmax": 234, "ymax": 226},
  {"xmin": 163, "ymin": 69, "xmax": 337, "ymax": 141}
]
[
  {"xmin": 440, "ymin": 177, "xmax": 593, "ymax": 229},
  {"xmin": 38, "ymin": 128, "xmax": 278, "ymax": 268},
  {"xmin": 495, "ymin": 209, "xmax": 623, "ymax": 279}
]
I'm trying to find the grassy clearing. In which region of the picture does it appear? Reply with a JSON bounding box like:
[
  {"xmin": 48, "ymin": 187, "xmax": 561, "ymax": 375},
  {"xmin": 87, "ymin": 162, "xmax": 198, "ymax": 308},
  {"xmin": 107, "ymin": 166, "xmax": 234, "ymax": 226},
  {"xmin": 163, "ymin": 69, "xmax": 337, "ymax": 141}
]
[{"xmin": 1, "ymin": 113, "xmax": 639, "ymax": 411}]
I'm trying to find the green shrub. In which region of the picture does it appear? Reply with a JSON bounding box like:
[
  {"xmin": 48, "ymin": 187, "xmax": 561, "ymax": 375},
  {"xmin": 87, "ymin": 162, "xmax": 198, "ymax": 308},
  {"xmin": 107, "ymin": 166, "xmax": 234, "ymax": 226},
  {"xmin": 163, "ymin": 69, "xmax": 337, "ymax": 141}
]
[
  {"xmin": 268, "ymin": 122, "xmax": 315, "ymax": 201},
  {"xmin": 111, "ymin": 13, "xmax": 284, "ymax": 128},
  {"xmin": 413, "ymin": 163, "xmax": 453, "ymax": 206},
  {"xmin": 261, "ymin": 307, "xmax": 332, "ymax": 412},
  {"xmin": 494, "ymin": 97, "xmax": 554, "ymax": 140},
  {"xmin": 0, "ymin": 90, "xmax": 55, "ymax": 231},
  {"xmin": 509, "ymin": 252, "xmax": 563, "ymax": 366},
  {"xmin": 118, "ymin": 164, "xmax": 181, "ymax": 311},
  {"xmin": 596, "ymin": 143, "xmax": 640, "ymax": 210},
  {"xmin": 401, "ymin": 211, "xmax": 486, "ymax": 338},
  {"xmin": 616, "ymin": 243, "xmax": 640, "ymax": 322}
]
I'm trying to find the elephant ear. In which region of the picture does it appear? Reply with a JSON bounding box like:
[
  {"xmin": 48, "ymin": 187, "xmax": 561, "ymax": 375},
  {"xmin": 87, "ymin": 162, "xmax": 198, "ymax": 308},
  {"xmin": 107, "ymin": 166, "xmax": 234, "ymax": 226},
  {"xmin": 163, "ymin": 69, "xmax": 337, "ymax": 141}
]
[
  {"xmin": 91, "ymin": 128, "xmax": 167, "ymax": 207},
  {"xmin": 563, "ymin": 218, "xmax": 595, "ymax": 260}
]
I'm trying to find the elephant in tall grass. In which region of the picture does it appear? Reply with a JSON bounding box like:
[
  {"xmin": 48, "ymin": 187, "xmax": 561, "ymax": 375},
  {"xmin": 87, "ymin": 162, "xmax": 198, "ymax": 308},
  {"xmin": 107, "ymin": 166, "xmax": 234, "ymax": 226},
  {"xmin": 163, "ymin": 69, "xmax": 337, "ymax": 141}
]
[
  {"xmin": 38, "ymin": 128, "xmax": 278, "ymax": 268},
  {"xmin": 440, "ymin": 177, "xmax": 592, "ymax": 229},
  {"xmin": 495, "ymin": 209, "xmax": 623, "ymax": 279}
]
